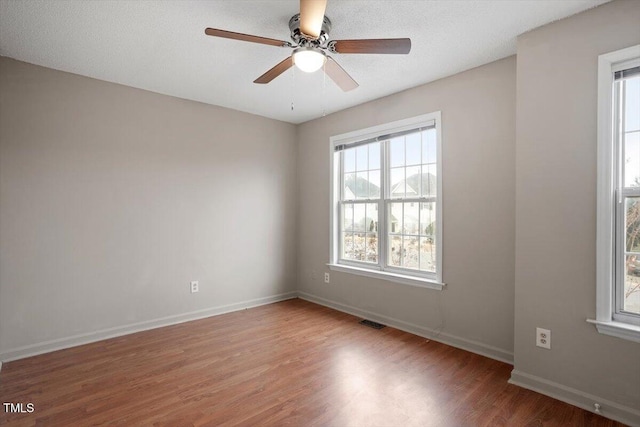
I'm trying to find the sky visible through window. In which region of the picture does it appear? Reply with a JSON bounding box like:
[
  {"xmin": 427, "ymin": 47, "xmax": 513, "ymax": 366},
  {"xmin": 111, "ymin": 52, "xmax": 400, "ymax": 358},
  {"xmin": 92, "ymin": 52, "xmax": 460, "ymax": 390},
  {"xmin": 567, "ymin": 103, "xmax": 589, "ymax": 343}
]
[{"xmin": 624, "ymin": 78, "xmax": 640, "ymax": 186}]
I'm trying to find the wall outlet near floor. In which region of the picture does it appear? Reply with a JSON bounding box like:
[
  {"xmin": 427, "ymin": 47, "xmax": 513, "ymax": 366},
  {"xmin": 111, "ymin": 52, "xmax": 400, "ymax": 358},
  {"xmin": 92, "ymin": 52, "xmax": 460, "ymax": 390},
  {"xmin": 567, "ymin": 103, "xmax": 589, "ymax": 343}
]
[
  {"xmin": 536, "ymin": 327, "xmax": 551, "ymax": 349},
  {"xmin": 190, "ymin": 281, "xmax": 199, "ymax": 293},
  {"xmin": 324, "ymin": 272, "xmax": 330, "ymax": 283}
]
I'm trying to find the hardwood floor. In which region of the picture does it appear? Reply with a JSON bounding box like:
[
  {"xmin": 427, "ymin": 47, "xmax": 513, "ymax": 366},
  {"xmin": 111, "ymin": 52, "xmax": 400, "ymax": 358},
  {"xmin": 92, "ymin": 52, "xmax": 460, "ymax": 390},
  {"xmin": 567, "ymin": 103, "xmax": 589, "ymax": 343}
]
[{"xmin": 0, "ymin": 298, "xmax": 626, "ymax": 426}]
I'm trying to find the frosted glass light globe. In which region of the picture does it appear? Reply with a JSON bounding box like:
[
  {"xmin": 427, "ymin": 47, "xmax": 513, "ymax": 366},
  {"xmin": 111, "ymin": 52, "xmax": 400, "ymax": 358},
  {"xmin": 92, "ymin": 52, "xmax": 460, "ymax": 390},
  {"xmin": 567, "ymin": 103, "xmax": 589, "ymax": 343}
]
[{"xmin": 293, "ymin": 48, "xmax": 326, "ymax": 73}]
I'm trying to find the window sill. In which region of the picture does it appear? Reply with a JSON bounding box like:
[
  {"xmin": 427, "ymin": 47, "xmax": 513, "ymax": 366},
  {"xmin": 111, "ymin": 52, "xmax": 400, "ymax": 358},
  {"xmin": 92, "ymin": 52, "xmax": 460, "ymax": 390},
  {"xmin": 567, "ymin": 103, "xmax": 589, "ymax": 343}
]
[
  {"xmin": 327, "ymin": 263, "xmax": 444, "ymax": 290},
  {"xmin": 586, "ymin": 319, "xmax": 640, "ymax": 343}
]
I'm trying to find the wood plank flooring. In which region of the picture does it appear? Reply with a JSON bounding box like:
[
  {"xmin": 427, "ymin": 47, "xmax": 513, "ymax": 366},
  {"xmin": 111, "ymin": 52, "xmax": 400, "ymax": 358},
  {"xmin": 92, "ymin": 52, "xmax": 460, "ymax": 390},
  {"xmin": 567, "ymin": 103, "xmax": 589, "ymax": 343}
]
[{"xmin": 0, "ymin": 298, "xmax": 626, "ymax": 426}]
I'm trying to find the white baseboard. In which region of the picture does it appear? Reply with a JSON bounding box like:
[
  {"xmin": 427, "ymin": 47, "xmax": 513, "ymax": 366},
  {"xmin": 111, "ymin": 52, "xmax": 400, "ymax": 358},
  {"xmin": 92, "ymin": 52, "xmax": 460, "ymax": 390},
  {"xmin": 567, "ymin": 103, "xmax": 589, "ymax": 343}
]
[
  {"xmin": 0, "ymin": 291, "xmax": 298, "ymax": 363},
  {"xmin": 298, "ymin": 291, "xmax": 514, "ymax": 364},
  {"xmin": 509, "ymin": 369, "xmax": 640, "ymax": 427}
]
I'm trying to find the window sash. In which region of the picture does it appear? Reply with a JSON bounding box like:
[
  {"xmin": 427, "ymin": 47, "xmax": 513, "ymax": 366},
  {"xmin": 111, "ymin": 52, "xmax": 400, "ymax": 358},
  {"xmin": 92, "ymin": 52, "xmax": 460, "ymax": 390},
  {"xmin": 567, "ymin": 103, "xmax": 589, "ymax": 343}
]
[
  {"xmin": 383, "ymin": 200, "xmax": 437, "ymax": 279},
  {"xmin": 338, "ymin": 200, "xmax": 382, "ymax": 266}
]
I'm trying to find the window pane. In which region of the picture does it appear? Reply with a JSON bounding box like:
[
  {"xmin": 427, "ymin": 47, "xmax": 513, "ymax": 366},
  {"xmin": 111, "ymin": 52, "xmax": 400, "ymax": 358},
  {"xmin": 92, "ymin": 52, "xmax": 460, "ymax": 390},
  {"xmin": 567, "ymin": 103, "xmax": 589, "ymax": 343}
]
[
  {"xmin": 404, "ymin": 202, "xmax": 419, "ymax": 234},
  {"xmin": 625, "ymin": 77, "xmax": 640, "ymax": 132},
  {"xmin": 420, "ymin": 237, "xmax": 436, "ymax": 272},
  {"xmin": 364, "ymin": 203, "xmax": 378, "ymax": 263},
  {"xmin": 390, "ymin": 137, "xmax": 404, "ymax": 167},
  {"xmin": 366, "ymin": 233, "xmax": 378, "ymax": 263},
  {"xmin": 343, "ymin": 203, "xmax": 354, "ymax": 231},
  {"xmin": 343, "ymin": 173, "xmax": 355, "ymax": 200},
  {"xmin": 389, "ymin": 235, "xmax": 402, "ymax": 267},
  {"xmin": 344, "ymin": 148, "xmax": 356, "ymax": 173},
  {"xmin": 353, "ymin": 233, "xmax": 366, "ymax": 261},
  {"xmin": 369, "ymin": 142, "xmax": 380, "ymax": 169},
  {"xmin": 420, "ymin": 202, "xmax": 435, "ymax": 236},
  {"xmin": 420, "ymin": 165, "xmax": 432, "ymax": 197},
  {"xmin": 390, "ymin": 168, "xmax": 405, "ymax": 198},
  {"xmin": 342, "ymin": 233, "xmax": 354, "ymax": 260},
  {"xmin": 405, "ymin": 166, "xmax": 421, "ymax": 197},
  {"xmin": 403, "ymin": 236, "xmax": 419, "ymax": 269},
  {"xmin": 624, "ymin": 131, "xmax": 640, "ymax": 187},
  {"xmin": 389, "ymin": 202, "xmax": 403, "ymax": 234},
  {"xmin": 626, "ymin": 197, "xmax": 640, "ymax": 252},
  {"xmin": 426, "ymin": 164, "xmax": 437, "ymax": 197},
  {"xmin": 406, "ymin": 133, "xmax": 421, "ymax": 166},
  {"xmin": 369, "ymin": 170, "xmax": 381, "ymax": 198},
  {"xmin": 624, "ymin": 255, "xmax": 640, "ymax": 314},
  {"xmin": 356, "ymin": 145, "xmax": 368, "ymax": 171},
  {"xmin": 356, "ymin": 171, "xmax": 368, "ymax": 199},
  {"xmin": 354, "ymin": 203, "xmax": 366, "ymax": 232},
  {"xmin": 422, "ymin": 129, "xmax": 437, "ymax": 164},
  {"xmin": 366, "ymin": 203, "xmax": 378, "ymax": 232}
]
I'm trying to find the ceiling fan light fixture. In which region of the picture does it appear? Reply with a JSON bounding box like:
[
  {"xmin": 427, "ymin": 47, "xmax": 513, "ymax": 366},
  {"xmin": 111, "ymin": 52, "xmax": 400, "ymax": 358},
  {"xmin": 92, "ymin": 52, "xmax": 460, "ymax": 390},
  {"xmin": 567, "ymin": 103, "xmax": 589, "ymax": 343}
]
[{"xmin": 292, "ymin": 47, "xmax": 326, "ymax": 73}]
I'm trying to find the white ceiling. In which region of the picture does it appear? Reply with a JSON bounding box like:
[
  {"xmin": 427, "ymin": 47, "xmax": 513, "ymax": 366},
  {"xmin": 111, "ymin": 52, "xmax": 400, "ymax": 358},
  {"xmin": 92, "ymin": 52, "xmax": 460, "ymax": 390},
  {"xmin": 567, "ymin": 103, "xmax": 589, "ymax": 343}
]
[{"xmin": 0, "ymin": 0, "xmax": 608, "ymax": 124}]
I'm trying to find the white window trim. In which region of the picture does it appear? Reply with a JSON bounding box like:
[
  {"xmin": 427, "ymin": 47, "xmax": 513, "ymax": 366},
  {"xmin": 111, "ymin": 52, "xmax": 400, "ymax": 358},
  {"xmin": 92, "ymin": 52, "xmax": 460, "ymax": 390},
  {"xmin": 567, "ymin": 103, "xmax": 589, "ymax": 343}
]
[
  {"xmin": 592, "ymin": 44, "xmax": 640, "ymax": 343},
  {"xmin": 328, "ymin": 112, "xmax": 444, "ymax": 290}
]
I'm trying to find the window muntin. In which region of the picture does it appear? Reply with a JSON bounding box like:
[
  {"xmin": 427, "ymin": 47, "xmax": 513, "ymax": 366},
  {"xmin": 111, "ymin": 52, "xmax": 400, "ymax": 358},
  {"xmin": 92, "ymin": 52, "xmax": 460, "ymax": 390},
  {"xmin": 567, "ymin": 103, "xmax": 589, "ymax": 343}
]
[
  {"xmin": 616, "ymin": 70, "xmax": 640, "ymax": 322},
  {"xmin": 332, "ymin": 113, "xmax": 442, "ymax": 285}
]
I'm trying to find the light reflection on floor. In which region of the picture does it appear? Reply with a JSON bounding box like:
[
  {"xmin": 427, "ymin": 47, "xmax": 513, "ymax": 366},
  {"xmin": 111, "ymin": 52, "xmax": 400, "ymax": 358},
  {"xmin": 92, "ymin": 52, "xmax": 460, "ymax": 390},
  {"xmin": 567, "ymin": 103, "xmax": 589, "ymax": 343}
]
[{"xmin": 331, "ymin": 346, "xmax": 445, "ymax": 427}]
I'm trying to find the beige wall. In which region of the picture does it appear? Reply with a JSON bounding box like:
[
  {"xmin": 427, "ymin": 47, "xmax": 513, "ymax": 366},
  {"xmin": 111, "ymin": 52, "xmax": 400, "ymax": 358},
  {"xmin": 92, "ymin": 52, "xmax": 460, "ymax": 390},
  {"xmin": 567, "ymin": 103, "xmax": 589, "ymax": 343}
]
[
  {"xmin": 513, "ymin": 0, "xmax": 640, "ymax": 415},
  {"xmin": 0, "ymin": 58, "xmax": 298, "ymax": 357},
  {"xmin": 296, "ymin": 56, "xmax": 516, "ymax": 361}
]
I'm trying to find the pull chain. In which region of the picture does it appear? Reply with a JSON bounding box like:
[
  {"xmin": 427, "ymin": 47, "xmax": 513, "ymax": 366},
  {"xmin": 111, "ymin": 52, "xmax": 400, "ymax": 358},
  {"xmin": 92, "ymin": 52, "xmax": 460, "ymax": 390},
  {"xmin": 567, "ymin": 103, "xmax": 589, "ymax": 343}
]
[
  {"xmin": 322, "ymin": 60, "xmax": 327, "ymax": 117},
  {"xmin": 291, "ymin": 65, "xmax": 295, "ymax": 111}
]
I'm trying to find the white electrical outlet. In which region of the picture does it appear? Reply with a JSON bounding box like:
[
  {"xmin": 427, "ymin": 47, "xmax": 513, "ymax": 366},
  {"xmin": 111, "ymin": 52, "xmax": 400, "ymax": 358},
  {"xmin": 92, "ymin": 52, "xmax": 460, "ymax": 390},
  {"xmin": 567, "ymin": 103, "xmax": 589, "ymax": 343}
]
[
  {"xmin": 190, "ymin": 281, "xmax": 199, "ymax": 293},
  {"xmin": 324, "ymin": 272, "xmax": 330, "ymax": 283},
  {"xmin": 536, "ymin": 327, "xmax": 551, "ymax": 349}
]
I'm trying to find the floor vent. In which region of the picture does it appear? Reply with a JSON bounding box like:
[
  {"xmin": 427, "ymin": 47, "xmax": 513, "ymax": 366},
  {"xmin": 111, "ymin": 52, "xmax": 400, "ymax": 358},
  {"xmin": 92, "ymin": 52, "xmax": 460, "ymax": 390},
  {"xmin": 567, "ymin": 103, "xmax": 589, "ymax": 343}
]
[{"xmin": 359, "ymin": 319, "xmax": 386, "ymax": 329}]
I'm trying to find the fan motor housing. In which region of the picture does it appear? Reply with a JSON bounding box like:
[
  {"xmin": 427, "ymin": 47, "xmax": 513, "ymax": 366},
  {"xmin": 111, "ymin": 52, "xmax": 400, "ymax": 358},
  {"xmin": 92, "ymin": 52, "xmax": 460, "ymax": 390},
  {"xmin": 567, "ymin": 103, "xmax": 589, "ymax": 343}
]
[{"xmin": 288, "ymin": 13, "xmax": 332, "ymax": 46}]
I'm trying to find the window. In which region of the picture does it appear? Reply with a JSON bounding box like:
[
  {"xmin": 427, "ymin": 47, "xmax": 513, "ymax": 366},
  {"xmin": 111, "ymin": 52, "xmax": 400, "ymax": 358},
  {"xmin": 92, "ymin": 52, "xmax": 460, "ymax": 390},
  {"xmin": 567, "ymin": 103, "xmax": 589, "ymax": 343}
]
[
  {"xmin": 614, "ymin": 66, "xmax": 640, "ymax": 324},
  {"xmin": 593, "ymin": 45, "xmax": 640, "ymax": 342},
  {"xmin": 329, "ymin": 113, "xmax": 443, "ymax": 289}
]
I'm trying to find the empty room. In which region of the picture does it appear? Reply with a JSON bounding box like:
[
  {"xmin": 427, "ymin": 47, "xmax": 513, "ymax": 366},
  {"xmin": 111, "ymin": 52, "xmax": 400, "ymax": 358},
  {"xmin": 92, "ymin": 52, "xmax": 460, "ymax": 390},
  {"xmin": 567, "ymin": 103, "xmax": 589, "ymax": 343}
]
[{"xmin": 1, "ymin": 0, "xmax": 639, "ymax": 425}]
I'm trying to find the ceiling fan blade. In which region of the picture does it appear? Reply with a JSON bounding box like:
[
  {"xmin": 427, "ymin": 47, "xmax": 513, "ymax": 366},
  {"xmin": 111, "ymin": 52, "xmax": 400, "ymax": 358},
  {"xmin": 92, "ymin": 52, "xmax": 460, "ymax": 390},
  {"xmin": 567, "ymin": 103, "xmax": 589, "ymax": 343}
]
[
  {"xmin": 331, "ymin": 38, "xmax": 412, "ymax": 54},
  {"xmin": 254, "ymin": 56, "xmax": 294, "ymax": 84},
  {"xmin": 324, "ymin": 57, "xmax": 358, "ymax": 92},
  {"xmin": 299, "ymin": 0, "xmax": 327, "ymax": 38},
  {"xmin": 205, "ymin": 28, "xmax": 290, "ymax": 47}
]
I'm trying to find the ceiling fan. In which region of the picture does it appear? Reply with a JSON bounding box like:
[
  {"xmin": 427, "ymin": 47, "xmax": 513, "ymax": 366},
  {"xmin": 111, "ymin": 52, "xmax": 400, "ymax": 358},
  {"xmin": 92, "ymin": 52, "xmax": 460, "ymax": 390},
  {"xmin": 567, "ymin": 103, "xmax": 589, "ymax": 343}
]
[{"xmin": 204, "ymin": 0, "xmax": 411, "ymax": 92}]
